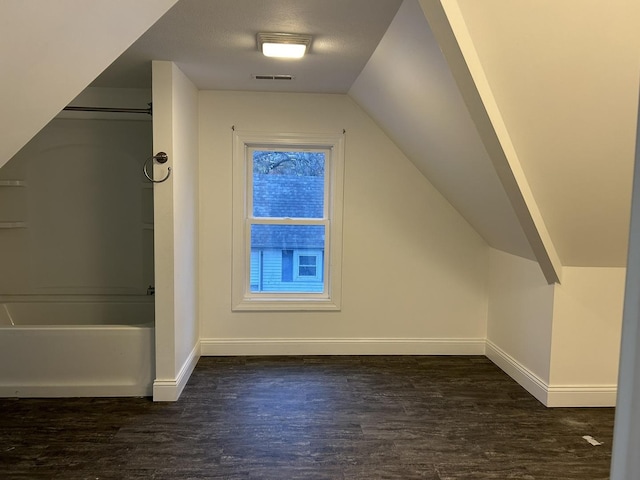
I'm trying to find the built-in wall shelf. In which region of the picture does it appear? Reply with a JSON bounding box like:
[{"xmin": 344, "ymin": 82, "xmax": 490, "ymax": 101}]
[
  {"xmin": 0, "ymin": 180, "xmax": 26, "ymax": 187},
  {"xmin": 0, "ymin": 222, "xmax": 27, "ymax": 229}
]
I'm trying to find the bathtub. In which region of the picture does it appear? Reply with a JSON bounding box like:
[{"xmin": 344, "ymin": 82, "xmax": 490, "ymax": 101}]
[{"xmin": 0, "ymin": 300, "xmax": 154, "ymax": 398}]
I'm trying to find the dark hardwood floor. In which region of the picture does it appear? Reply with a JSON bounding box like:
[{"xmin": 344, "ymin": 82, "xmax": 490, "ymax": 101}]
[{"xmin": 0, "ymin": 356, "xmax": 615, "ymax": 479}]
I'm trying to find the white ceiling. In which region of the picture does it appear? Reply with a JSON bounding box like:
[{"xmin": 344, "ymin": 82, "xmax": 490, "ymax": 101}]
[{"xmin": 92, "ymin": 0, "xmax": 403, "ymax": 92}]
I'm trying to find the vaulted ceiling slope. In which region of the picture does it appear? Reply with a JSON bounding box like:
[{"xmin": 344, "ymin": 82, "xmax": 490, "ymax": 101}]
[
  {"xmin": 349, "ymin": 0, "xmax": 536, "ymax": 262},
  {"xmin": 455, "ymin": 0, "xmax": 640, "ymax": 268},
  {"xmin": 0, "ymin": 0, "xmax": 179, "ymax": 169}
]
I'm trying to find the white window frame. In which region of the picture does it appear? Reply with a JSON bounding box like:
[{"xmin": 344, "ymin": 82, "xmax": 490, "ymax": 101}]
[{"xmin": 232, "ymin": 131, "xmax": 344, "ymax": 311}]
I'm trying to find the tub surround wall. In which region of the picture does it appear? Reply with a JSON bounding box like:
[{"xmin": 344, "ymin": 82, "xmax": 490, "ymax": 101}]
[{"xmin": 0, "ymin": 87, "xmax": 154, "ymax": 295}]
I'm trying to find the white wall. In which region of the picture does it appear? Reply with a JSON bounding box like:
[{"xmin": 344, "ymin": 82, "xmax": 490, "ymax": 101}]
[
  {"xmin": 0, "ymin": 88, "xmax": 153, "ymax": 296},
  {"xmin": 548, "ymin": 266, "xmax": 625, "ymax": 406},
  {"xmin": 152, "ymin": 62, "xmax": 200, "ymax": 401},
  {"xmin": 171, "ymin": 65, "xmax": 200, "ymax": 378},
  {"xmin": 486, "ymin": 248, "xmax": 625, "ymax": 406},
  {"xmin": 486, "ymin": 248, "xmax": 555, "ymax": 404},
  {"xmin": 198, "ymin": 90, "xmax": 489, "ymax": 354}
]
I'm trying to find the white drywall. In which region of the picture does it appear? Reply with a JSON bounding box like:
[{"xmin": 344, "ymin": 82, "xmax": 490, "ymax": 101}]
[
  {"xmin": 170, "ymin": 64, "xmax": 200, "ymax": 378},
  {"xmin": 198, "ymin": 90, "xmax": 489, "ymax": 352},
  {"xmin": 0, "ymin": 0, "xmax": 178, "ymax": 169},
  {"xmin": 152, "ymin": 62, "xmax": 200, "ymax": 401},
  {"xmin": 486, "ymin": 248, "xmax": 554, "ymax": 400},
  {"xmin": 486, "ymin": 249, "xmax": 625, "ymax": 407},
  {"xmin": 550, "ymin": 267, "xmax": 625, "ymax": 388}
]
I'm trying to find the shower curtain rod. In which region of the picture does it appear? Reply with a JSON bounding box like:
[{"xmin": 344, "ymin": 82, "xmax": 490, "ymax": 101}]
[{"xmin": 62, "ymin": 104, "xmax": 152, "ymax": 115}]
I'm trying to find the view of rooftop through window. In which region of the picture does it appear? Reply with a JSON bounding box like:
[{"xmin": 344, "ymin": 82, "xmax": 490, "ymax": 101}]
[{"xmin": 249, "ymin": 150, "xmax": 326, "ymax": 293}]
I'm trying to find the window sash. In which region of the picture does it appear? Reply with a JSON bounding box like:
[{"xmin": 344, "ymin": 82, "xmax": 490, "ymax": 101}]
[
  {"xmin": 247, "ymin": 146, "xmax": 330, "ymax": 221},
  {"xmin": 244, "ymin": 219, "xmax": 330, "ymax": 296}
]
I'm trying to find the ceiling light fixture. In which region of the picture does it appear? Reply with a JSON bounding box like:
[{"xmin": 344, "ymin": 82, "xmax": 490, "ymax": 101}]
[{"xmin": 257, "ymin": 33, "xmax": 312, "ymax": 59}]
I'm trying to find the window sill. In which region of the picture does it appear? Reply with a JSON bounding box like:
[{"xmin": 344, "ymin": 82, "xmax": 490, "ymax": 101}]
[{"xmin": 232, "ymin": 296, "xmax": 341, "ymax": 312}]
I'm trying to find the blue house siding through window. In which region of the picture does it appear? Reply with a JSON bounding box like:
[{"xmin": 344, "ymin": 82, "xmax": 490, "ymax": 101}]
[{"xmin": 250, "ymin": 174, "xmax": 325, "ymax": 293}]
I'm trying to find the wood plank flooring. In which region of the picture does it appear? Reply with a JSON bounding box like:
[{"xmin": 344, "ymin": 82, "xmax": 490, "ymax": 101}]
[{"xmin": 0, "ymin": 356, "xmax": 615, "ymax": 479}]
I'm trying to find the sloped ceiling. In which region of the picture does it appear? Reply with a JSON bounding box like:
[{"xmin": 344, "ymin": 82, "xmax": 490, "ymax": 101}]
[
  {"xmin": 349, "ymin": 0, "xmax": 535, "ymax": 261},
  {"xmin": 455, "ymin": 0, "xmax": 640, "ymax": 267},
  {"xmin": 0, "ymin": 0, "xmax": 178, "ymax": 169}
]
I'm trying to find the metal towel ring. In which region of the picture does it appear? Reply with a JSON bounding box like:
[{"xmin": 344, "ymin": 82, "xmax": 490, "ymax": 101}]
[{"xmin": 144, "ymin": 152, "xmax": 171, "ymax": 183}]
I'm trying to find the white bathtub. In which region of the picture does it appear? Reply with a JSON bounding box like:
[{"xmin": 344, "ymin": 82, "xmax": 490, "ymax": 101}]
[{"xmin": 0, "ymin": 300, "xmax": 154, "ymax": 398}]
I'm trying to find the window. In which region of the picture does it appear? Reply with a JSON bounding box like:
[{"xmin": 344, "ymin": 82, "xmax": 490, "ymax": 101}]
[
  {"xmin": 232, "ymin": 131, "xmax": 344, "ymax": 310},
  {"xmin": 296, "ymin": 252, "xmax": 321, "ymax": 280}
]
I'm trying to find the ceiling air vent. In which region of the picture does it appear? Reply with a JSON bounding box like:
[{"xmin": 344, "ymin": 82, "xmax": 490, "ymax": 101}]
[{"xmin": 252, "ymin": 74, "xmax": 295, "ymax": 81}]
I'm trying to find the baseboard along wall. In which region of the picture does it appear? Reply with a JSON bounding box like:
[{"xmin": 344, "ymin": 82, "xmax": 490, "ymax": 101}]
[
  {"xmin": 485, "ymin": 340, "xmax": 617, "ymax": 408},
  {"xmin": 200, "ymin": 337, "xmax": 487, "ymax": 356},
  {"xmin": 153, "ymin": 342, "xmax": 201, "ymax": 402}
]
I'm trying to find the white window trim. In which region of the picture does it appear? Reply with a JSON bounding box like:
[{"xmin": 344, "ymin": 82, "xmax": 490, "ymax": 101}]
[{"xmin": 232, "ymin": 131, "xmax": 344, "ymax": 311}]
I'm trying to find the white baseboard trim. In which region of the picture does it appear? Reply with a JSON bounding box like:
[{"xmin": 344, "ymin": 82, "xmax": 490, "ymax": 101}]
[
  {"xmin": 486, "ymin": 340, "xmax": 617, "ymax": 407},
  {"xmin": 546, "ymin": 385, "xmax": 617, "ymax": 408},
  {"xmin": 153, "ymin": 342, "xmax": 201, "ymax": 402},
  {"xmin": 485, "ymin": 340, "xmax": 549, "ymax": 405},
  {"xmin": 0, "ymin": 383, "xmax": 152, "ymax": 398},
  {"xmin": 200, "ymin": 337, "xmax": 486, "ymax": 356}
]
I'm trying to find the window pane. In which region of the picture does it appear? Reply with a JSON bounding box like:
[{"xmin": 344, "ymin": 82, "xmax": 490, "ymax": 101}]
[
  {"xmin": 250, "ymin": 224, "xmax": 324, "ymax": 293},
  {"xmin": 252, "ymin": 151, "xmax": 325, "ymax": 218}
]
